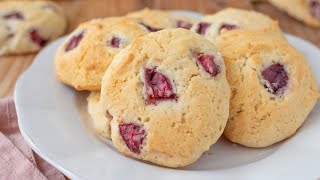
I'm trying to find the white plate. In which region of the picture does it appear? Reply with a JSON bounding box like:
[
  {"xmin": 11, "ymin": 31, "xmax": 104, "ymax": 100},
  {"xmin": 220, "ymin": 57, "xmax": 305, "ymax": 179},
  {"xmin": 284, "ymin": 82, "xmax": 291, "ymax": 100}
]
[{"xmin": 14, "ymin": 11, "xmax": 320, "ymax": 180}]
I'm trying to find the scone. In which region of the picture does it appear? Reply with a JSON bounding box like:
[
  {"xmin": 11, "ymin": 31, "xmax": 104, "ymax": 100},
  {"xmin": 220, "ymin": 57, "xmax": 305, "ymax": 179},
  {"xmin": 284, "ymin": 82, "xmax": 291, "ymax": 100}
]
[
  {"xmin": 87, "ymin": 91, "xmax": 112, "ymax": 139},
  {"xmin": 0, "ymin": 0, "xmax": 66, "ymax": 55},
  {"xmin": 268, "ymin": 0, "xmax": 320, "ymax": 27},
  {"xmin": 216, "ymin": 30, "xmax": 318, "ymax": 148},
  {"xmin": 191, "ymin": 8, "xmax": 283, "ymax": 43},
  {"xmin": 127, "ymin": 8, "xmax": 196, "ymax": 31},
  {"xmin": 100, "ymin": 29, "xmax": 231, "ymax": 167},
  {"xmin": 55, "ymin": 17, "xmax": 149, "ymax": 91}
]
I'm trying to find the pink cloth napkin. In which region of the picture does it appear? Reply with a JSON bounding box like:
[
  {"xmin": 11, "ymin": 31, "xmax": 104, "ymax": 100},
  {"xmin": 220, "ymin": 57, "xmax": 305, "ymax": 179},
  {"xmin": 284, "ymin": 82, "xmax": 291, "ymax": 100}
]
[{"xmin": 0, "ymin": 97, "xmax": 66, "ymax": 180}]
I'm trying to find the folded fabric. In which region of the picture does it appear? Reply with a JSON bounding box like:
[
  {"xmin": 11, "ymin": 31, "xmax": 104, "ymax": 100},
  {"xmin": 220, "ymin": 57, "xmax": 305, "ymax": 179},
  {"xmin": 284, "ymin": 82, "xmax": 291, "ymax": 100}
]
[{"xmin": 0, "ymin": 97, "xmax": 66, "ymax": 180}]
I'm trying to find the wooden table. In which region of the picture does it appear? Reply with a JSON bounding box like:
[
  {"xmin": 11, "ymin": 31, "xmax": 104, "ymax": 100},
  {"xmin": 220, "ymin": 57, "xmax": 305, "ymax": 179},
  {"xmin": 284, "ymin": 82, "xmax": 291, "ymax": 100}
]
[{"xmin": 1, "ymin": 0, "xmax": 320, "ymax": 98}]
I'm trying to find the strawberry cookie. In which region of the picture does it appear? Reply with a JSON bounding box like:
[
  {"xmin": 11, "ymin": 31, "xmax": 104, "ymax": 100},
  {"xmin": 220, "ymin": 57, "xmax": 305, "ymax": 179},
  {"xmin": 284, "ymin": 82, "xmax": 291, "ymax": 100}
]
[
  {"xmin": 100, "ymin": 29, "xmax": 230, "ymax": 167},
  {"xmin": 0, "ymin": 0, "xmax": 66, "ymax": 55},
  {"xmin": 268, "ymin": 0, "xmax": 320, "ymax": 27},
  {"xmin": 55, "ymin": 17, "xmax": 149, "ymax": 91},
  {"xmin": 217, "ymin": 30, "xmax": 318, "ymax": 147},
  {"xmin": 191, "ymin": 8, "xmax": 283, "ymax": 42},
  {"xmin": 127, "ymin": 8, "xmax": 196, "ymax": 31}
]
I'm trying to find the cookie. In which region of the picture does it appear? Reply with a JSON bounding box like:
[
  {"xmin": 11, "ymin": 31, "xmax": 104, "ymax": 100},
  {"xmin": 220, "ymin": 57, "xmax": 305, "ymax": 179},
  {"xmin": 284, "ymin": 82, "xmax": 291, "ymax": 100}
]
[
  {"xmin": 100, "ymin": 29, "xmax": 230, "ymax": 167},
  {"xmin": 216, "ymin": 30, "xmax": 318, "ymax": 148},
  {"xmin": 191, "ymin": 8, "xmax": 283, "ymax": 43},
  {"xmin": 127, "ymin": 8, "xmax": 196, "ymax": 31},
  {"xmin": 87, "ymin": 91, "xmax": 111, "ymax": 139},
  {"xmin": 0, "ymin": 1, "xmax": 66, "ymax": 55},
  {"xmin": 268, "ymin": 0, "xmax": 320, "ymax": 27},
  {"xmin": 55, "ymin": 17, "xmax": 149, "ymax": 91}
]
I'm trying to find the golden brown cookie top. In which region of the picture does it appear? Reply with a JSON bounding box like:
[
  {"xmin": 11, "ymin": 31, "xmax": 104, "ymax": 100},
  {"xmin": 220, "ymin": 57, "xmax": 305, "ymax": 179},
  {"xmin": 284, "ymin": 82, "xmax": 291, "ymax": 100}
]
[
  {"xmin": 217, "ymin": 29, "xmax": 318, "ymax": 98},
  {"xmin": 55, "ymin": 17, "xmax": 149, "ymax": 91},
  {"xmin": 127, "ymin": 8, "xmax": 196, "ymax": 31},
  {"xmin": 101, "ymin": 29, "xmax": 230, "ymax": 167},
  {"xmin": 217, "ymin": 30, "xmax": 318, "ymax": 147},
  {"xmin": 192, "ymin": 8, "xmax": 283, "ymax": 42}
]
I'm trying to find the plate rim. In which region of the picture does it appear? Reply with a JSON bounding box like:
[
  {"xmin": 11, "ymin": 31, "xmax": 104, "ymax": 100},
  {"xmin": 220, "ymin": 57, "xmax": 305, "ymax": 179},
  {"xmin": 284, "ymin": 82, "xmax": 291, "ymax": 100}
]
[{"xmin": 14, "ymin": 10, "xmax": 320, "ymax": 180}]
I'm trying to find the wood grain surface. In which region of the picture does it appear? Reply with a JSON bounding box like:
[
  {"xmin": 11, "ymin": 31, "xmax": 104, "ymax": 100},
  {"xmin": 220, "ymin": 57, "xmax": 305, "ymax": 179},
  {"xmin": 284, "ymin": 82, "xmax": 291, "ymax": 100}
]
[{"xmin": 0, "ymin": 0, "xmax": 319, "ymax": 98}]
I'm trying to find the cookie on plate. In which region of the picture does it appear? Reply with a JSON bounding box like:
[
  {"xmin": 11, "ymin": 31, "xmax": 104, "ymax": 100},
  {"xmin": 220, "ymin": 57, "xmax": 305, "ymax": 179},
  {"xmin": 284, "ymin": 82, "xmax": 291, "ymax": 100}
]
[
  {"xmin": 55, "ymin": 17, "xmax": 149, "ymax": 91},
  {"xmin": 127, "ymin": 8, "xmax": 196, "ymax": 31},
  {"xmin": 100, "ymin": 29, "xmax": 231, "ymax": 167},
  {"xmin": 268, "ymin": 0, "xmax": 320, "ymax": 27},
  {"xmin": 0, "ymin": 0, "xmax": 66, "ymax": 55},
  {"xmin": 87, "ymin": 91, "xmax": 112, "ymax": 139},
  {"xmin": 216, "ymin": 30, "xmax": 318, "ymax": 148},
  {"xmin": 191, "ymin": 8, "xmax": 283, "ymax": 42}
]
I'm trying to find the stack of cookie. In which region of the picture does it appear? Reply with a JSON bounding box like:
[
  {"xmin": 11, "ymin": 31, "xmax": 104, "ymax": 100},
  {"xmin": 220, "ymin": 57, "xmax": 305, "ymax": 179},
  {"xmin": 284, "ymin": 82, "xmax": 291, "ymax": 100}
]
[{"xmin": 54, "ymin": 8, "xmax": 318, "ymax": 167}]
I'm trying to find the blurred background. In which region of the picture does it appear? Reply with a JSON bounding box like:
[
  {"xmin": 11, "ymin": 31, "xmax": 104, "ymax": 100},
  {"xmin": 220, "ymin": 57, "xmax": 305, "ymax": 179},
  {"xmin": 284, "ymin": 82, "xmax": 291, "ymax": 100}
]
[{"xmin": 53, "ymin": 0, "xmax": 320, "ymax": 46}]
